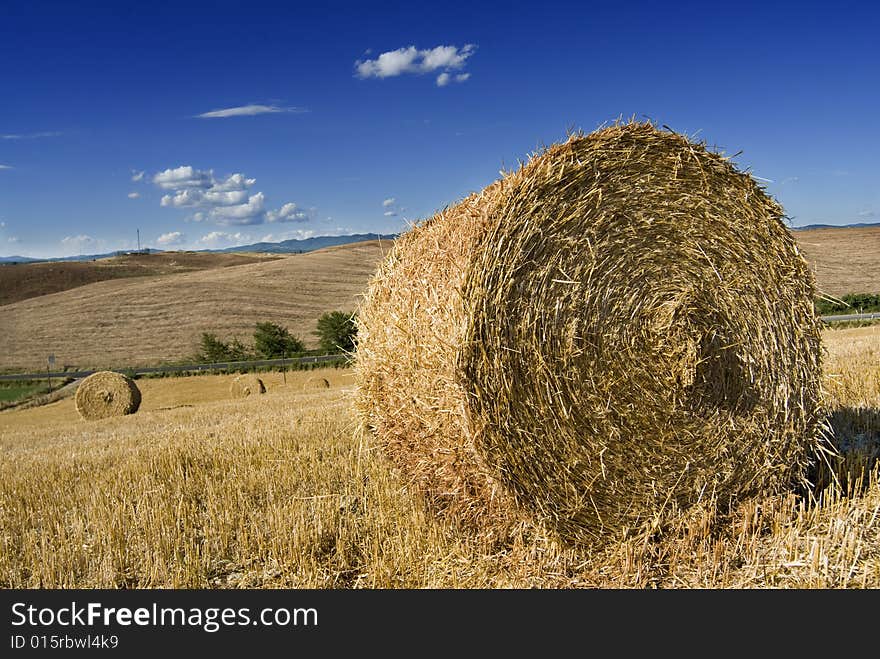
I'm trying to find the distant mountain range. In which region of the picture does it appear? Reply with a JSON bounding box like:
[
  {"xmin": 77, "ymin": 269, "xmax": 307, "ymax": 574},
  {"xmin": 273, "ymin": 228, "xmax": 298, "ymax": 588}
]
[
  {"xmin": 0, "ymin": 233, "xmax": 397, "ymax": 264},
  {"xmin": 791, "ymin": 221, "xmax": 880, "ymax": 231},
  {"xmin": 3, "ymin": 223, "xmax": 878, "ymax": 264}
]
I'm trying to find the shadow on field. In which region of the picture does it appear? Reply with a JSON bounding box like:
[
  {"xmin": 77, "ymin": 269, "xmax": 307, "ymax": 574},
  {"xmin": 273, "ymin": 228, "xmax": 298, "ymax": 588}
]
[{"xmin": 809, "ymin": 407, "xmax": 880, "ymax": 495}]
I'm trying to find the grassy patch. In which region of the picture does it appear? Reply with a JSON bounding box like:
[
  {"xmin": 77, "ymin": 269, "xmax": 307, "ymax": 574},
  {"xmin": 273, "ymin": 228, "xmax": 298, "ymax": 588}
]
[{"xmin": 0, "ymin": 383, "xmax": 46, "ymax": 403}]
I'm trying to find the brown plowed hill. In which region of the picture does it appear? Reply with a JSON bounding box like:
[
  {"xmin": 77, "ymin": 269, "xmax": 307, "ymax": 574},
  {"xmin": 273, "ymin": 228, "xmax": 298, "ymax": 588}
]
[
  {"xmin": 0, "ymin": 240, "xmax": 390, "ymax": 370},
  {"xmin": 0, "ymin": 251, "xmax": 281, "ymax": 306},
  {"xmin": 792, "ymin": 226, "xmax": 880, "ymax": 297}
]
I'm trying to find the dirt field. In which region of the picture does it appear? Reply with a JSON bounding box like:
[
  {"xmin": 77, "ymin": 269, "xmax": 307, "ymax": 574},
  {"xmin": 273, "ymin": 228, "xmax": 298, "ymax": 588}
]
[
  {"xmin": 1, "ymin": 330, "xmax": 878, "ymax": 589},
  {"xmin": 794, "ymin": 225, "xmax": 880, "ymax": 297}
]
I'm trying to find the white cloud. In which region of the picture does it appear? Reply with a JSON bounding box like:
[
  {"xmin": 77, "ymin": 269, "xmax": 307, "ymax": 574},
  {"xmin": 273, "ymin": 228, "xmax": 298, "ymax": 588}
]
[
  {"xmin": 355, "ymin": 44, "xmax": 476, "ymax": 82},
  {"xmin": 8, "ymin": 236, "xmax": 20, "ymax": 243},
  {"xmin": 0, "ymin": 165, "xmax": 13, "ymax": 170},
  {"xmin": 128, "ymin": 192, "xmax": 140, "ymax": 199},
  {"xmin": 131, "ymin": 170, "xmax": 145, "ymax": 182},
  {"xmin": 266, "ymin": 202, "xmax": 310, "ymax": 223},
  {"xmin": 857, "ymin": 209, "xmax": 878, "ymax": 219},
  {"xmin": 260, "ymin": 229, "xmax": 316, "ymax": 243},
  {"xmin": 195, "ymin": 104, "xmax": 308, "ymax": 119},
  {"xmin": 198, "ymin": 231, "xmax": 251, "ymax": 247},
  {"xmin": 381, "ymin": 197, "xmax": 405, "ymax": 217},
  {"xmin": 0, "ymin": 221, "xmax": 5, "ymax": 228},
  {"xmin": 211, "ymin": 173, "xmax": 256, "ymax": 191},
  {"xmin": 455, "ymin": 73, "xmax": 470, "ymax": 83},
  {"xmin": 61, "ymin": 235, "xmax": 98, "ymax": 254},
  {"xmin": 154, "ymin": 165, "xmax": 306, "ymax": 226},
  {"xmin": 0, "ymin": 131, "xmax": 61, "ymax": 140},
  {"xmin": 153, "ymin": 166, "xmax": 213, "ymax": 190},
  {"xmin": 156, "ymin": 231, "xmax": 185, "ymax": 246}
]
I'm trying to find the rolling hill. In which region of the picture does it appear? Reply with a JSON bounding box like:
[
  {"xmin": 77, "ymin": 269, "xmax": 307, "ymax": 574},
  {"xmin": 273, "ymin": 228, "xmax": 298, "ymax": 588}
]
[
  {"xmin": 1, "ymin": 240, "xmax": 390, "ymax": 370},
  {"xmin": 1, "ymin": 226, "xmax": 878, "ymax": 371}
]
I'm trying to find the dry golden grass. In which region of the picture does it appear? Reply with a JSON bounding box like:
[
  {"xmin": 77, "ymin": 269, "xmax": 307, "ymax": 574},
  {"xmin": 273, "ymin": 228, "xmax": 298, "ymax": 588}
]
[
  {"xmin": 1, "ymin": 331, "xmax": 878, "ymax": 588},
  {"xmin": 0, "ymin": 241, "xmax": 388, "ymax": 371},
  {"xmin": 793, "ymin": 225, "xmax": 880, "ymax": 297}
]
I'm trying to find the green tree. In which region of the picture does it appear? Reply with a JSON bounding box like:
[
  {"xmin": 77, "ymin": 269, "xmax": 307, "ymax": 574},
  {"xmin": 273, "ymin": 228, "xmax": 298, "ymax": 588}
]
[
  {"xmin": 253, "ymin": 321, "xmax": 304, "ymax": 359},
  {"xmin": 314, "ymin": 311, "xmax": 357, "ymax": 353},
  {"xmin": 198, "ymin": 333, "xmax": 232, "ymax": 362}
]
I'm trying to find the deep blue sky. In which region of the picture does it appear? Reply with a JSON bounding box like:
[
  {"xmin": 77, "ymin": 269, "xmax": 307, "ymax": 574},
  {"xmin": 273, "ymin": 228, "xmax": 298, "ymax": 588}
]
[{"xmin": 1, "ymin": 0, "xmax": 877, "ymax": 257}]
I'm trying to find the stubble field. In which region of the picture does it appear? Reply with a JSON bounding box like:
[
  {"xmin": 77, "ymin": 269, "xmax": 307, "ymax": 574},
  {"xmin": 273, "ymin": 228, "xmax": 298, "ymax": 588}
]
[{"xmin": 2, "ymin": 326, "xmax": 878, "ymax": 589}]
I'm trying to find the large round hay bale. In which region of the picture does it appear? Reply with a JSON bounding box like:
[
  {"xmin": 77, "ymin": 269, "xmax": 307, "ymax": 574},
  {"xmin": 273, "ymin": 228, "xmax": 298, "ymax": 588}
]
[
  {"xmin": 355, "ymin": 121, "xmax": 824, "ymax": 546},
  {"xmin": 75, "ymin": 371, "xmax": 141, "ymax": 421},
  {"xmin": 304, "ymin": 376, "xmax": 331, "ymax": 390},
  {"xmin": 230, "ymin": 374, "xmax": 266, "ymax": 398}
]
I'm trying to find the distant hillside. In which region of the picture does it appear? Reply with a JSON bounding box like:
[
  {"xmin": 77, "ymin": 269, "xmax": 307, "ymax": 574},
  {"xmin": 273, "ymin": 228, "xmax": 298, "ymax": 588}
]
[
  {"xmin": 214, "ymin": 233, "xmax": 397, "ymax": 254},
  {"xmin": 792, "ymin": 221, "xmax": 880, "ymax": 231},
  {"xmin": 0, "ymin": 233, "xmax": 397, "ymax": 264},
  {"xmin": 0, "ymin": 252, "xmax": 281, "ymax": 306},
  {"xmin": 793, "ymin": 225, "xmax": 880, "ymax": 296},
  {"xmin": 0, "ymin": 240, "xmax": 389, "ymax": 370}
]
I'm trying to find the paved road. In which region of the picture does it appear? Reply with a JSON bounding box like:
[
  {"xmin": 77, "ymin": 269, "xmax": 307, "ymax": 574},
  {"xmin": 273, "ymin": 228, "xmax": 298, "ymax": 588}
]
[
  {"xmin": 820, "ymin": 312, "xmax": 880, "ymax": 323},
  {"xmin": 0, "ymin": 354, "xmax": 348, "ymax": 382}
]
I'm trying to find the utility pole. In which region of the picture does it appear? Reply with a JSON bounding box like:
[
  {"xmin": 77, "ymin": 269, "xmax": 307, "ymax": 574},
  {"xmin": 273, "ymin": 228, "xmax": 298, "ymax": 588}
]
[{"xmin": 137, "ymin": 228, "xmax": 141, "ymax": 252}]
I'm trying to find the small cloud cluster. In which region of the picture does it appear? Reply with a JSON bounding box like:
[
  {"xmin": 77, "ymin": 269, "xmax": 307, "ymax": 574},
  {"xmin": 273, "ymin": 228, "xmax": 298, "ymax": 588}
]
[
  {"xmin": 355, "ymin": 44, "xmax": 476, "ymax": 87},
  {"xmin": 156, "ymin": 231, "xmax": 185, "ymax": 246},
  {"xmin": 195, "ymin": 104, "xmax": 308, "ymax": 119},
  {"xmin": 381, "ymin": 197, "xmax": 405, "ymax": 217},
  {"xmin": 0, "ymin": 164, "xmax": 13, "ymax": 170},
  {"xmin": 152, "ymin": 166, "xmax": 310, "ymax": 226}
]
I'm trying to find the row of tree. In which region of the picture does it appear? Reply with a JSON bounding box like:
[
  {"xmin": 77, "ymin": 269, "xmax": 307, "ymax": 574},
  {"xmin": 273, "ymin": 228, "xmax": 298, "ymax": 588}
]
[{"xmin": 197, "ymin": 311, "xmax": 357, "ymax": 362}]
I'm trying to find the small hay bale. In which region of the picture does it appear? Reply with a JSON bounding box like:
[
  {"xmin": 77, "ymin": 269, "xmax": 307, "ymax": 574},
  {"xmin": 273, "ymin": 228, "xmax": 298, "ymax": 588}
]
[
  {"xmin": 75, "ymin": 371, "xmax": 141, "ymax": 421},
  {"xmin": 304, "ymin": 376, "xmax": 331, "ymax": 390},
  {"xmin": 230, "ymin": 374, "xmax": 266, "ymax": 398},
  {"xmin": 355, "ymin": 121, "xmax": 824, "ymax": 546}
]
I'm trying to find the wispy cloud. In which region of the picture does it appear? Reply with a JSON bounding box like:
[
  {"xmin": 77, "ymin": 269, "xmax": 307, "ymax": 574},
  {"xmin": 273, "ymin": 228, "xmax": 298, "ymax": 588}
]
[
  {"xmin": 61, "ymin": 234, "xmax": 99, "ymax": 254},
  {"xmin": 156, "ymin": 231, "xmax": 185, "ymax": 246},
  {"xmin": 195, "ymin": 104, "xmax": 308, "ymax": 119},
  {"xmin": 127, "ymin": 192, "xmax": 140, "ymax": 199},
  {"xmin": 131, "ymin": 170, "xmax": 145, "ymax": 182},
  {"xmin": 857, "ymin": 209, "xmax": 877, "ymax": 219},
  {"xmin": 7, "ymin": 236, "xmax": 19, "ymax": 243},
  {"xmin": 0, "ymin": 131, "xmax": 61, "ymax": 140},
  {"xmin": 355, "ymin": 44, "xmax": 476, "ymax": 85},
  {"xmin": 153, "ymin": 165, "xmax": 308, "ymax": 226},
  {"xmin": 0, "ymin": 165, "xmax": 12, "ymax": 170}
]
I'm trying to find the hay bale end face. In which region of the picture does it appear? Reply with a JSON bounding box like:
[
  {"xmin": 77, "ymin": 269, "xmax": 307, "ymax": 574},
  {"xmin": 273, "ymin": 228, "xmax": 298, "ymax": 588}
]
[
  {"xmin": 304, "ymin": 376, "xmax": 331, "ymax": 390},
  {"xmin": 75, "ymin": 371, "xmax": 141, "ymax": 421},
  {"xmin": 355, "ymin": 121, "xmax": 824, "ymax": 546},
  {"xmin": 230, "ymin": 374, "xmax": 266, "ymax": 398}
]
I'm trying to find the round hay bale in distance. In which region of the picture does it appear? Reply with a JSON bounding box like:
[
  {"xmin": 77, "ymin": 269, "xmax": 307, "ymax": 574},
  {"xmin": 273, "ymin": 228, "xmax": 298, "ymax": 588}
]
[
  {"xmin": 75, "ymin": 371, "xmax": 141, "ymax": 421},
  {"xmin": 355, "ymin": 121, "xmax": 824, "ymax": 546},
  {"xmin": 304, "ymin": 376, "xmax": 331, "ymax": 390},
  {"xmin": 230, "ymin": 374, "xmax": 266, "ymax": 398}
]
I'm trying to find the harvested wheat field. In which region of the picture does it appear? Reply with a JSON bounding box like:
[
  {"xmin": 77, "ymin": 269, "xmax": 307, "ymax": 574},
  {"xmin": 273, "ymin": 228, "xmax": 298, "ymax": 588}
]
[{"xmin": 1, "ymin": 332, "xmax": 878, "ymax": 588}]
